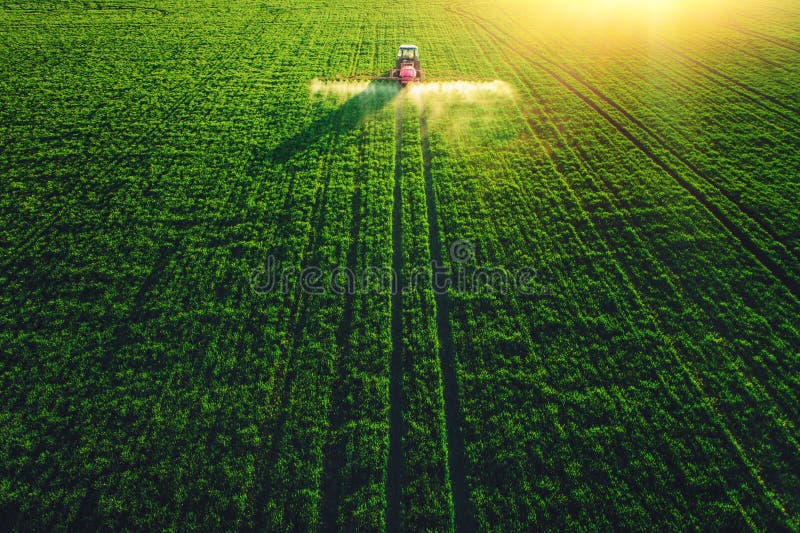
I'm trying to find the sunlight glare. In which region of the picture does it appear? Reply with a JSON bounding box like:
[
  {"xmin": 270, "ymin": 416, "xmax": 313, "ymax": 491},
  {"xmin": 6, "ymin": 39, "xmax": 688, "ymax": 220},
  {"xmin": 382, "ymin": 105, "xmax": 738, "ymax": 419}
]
[{"xmin": 505, "ymin": 0, "xmax": 729, "ymax": 36}]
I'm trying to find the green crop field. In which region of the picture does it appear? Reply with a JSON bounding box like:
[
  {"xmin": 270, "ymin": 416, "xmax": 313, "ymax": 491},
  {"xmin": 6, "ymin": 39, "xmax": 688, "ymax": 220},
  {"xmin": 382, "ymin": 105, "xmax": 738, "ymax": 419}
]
[{"xmin": 1, "ymin": 0, "xmax": 799, "ymax": 530}]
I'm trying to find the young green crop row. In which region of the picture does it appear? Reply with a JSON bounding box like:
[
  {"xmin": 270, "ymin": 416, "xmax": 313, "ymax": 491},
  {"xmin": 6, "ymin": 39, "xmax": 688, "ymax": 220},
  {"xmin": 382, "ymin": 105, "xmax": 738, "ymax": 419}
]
[{"xmin": 469, "ymin": 4, "xmax": 800, "ymax": 301}]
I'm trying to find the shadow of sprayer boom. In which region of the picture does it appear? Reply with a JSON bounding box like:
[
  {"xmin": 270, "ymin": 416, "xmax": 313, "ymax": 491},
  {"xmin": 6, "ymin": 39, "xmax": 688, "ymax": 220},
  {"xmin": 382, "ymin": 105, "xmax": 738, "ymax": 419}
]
[{"xmin": 263, "ymin": 77, "xmax": 401, "ymax": 167}]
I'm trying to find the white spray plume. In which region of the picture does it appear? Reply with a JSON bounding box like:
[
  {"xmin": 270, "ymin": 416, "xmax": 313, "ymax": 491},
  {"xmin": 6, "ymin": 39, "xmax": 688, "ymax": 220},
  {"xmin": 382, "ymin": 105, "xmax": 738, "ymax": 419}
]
[
  {"xmin": 309, "ymin": 79, "xmax": 401, "ymax": 101},
  {"xmin": 309, "ymin": 78, "xmax": 513, "ymax": 102},
  {"xmin": 404, "ymin": 80, "xmax": 514, "ymax": 100}
]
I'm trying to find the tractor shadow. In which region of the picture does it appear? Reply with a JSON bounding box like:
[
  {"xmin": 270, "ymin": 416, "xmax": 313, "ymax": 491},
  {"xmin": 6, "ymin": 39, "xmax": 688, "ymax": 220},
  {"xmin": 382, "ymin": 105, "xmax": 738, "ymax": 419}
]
[{"xmin": 260, "ymin": 76, "xmax": 401, "ymax": 168}]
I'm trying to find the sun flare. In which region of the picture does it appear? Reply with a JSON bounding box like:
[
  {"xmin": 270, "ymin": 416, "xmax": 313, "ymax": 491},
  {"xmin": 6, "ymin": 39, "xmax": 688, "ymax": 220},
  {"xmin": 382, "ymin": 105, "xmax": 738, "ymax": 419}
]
[{"xmin": 505, "ymin": 0, "xmax": 730, "ymax": 36}]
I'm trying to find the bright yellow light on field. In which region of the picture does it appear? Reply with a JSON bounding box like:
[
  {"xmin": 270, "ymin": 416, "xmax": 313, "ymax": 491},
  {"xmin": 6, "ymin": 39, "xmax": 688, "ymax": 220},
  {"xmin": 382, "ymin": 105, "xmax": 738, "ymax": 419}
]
[
  {"xmin": 506, "ymin": 0, "xmax": 729, "ymax": 36},
  {"xmin": 570, "ymin": 0, "xmax": 724, "ymax": 19}
]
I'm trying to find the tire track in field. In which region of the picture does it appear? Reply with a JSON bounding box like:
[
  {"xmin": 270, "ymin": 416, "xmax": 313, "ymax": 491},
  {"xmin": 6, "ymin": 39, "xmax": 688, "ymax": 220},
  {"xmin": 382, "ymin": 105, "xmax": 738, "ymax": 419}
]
[
  {"xmin": 254, "ymin": 26, "xmax": 396, "ymax": 526},
  {"xmin": 488, "ymin": 16, "xmax": 800, "ymax": 260},
  {"xmin": 650, "ymin": 38, "xmax": 800, "ymax": 119},
  {"xmin": 707, "ymin": 35, "xmax": 797, "ymax": 73},
  {"xmin": 599, "ymin": 46, "xmax": 800, "ymax": 260},
  {"xmin": 531, "ymin": 31, "xmax": 800, "ymax": 142},
  {"xmin": 419, "ymin": 104, "xmax": 476, "ymax": 533},
  {"xmin": 579, "ymin": 40, "xmax": 800, "ymax": 249},
  {"xmin": 386, "ymin": 100, "xmax": 404, "ymax": 533},
  {"xmin": 617, "ymin": 39, "xmax": 800, "ymax": 142},
  {"xmin": 507, "ymin": 31, "xmax": 800, "ymax": 262},
  {"xmin": 451, "ymin": 6, "xmax": 800, "ymax": 304},
  {"xmin": 144, "ymin": 15, "xmax": 372, "ymax": 522},
  {"xmin": 727, "ymin": 26, "xmax": 800, "ymax": 55},
  {"xmin": 454, "ymin": 23, "xmax": 720, "ymax": 520},
  {"xmin": 456, "ymin": 17, "xmax": 797, "ymax": 524},
  {"xmin": 0, "ymin": 12, "xmax": 275, "ymax": 288},
  {"xmin": 645, "ymin": 50, "xmax": 800, "ymax": 131}
]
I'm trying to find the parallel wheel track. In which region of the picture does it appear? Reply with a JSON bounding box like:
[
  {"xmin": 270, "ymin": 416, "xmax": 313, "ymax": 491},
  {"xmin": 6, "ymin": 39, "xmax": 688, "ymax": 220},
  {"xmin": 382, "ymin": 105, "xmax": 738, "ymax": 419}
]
[{"xmin": 419, "ymin": 104, "xmax": 476, "ymax": 532}]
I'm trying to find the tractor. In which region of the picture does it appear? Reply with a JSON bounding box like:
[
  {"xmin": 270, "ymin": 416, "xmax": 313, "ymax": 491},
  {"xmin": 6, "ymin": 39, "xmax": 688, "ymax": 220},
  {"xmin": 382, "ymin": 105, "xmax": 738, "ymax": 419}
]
[
  {"xmin": 390, "ymin": 44, "xmax": 424, "ymax": 86},
  {"xmin": 320, "ymin": 44, "xmax": 425, "ymax": 86}
]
